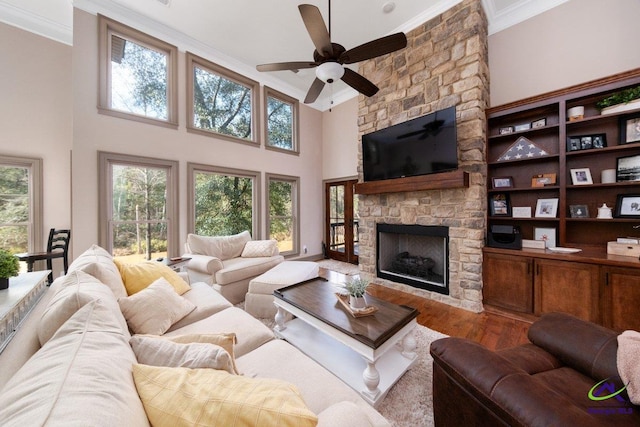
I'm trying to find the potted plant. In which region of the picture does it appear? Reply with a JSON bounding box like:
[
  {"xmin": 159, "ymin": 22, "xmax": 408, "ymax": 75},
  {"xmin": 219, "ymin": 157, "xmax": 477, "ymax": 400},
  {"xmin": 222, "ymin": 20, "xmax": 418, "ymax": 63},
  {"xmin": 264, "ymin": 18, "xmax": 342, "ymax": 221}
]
[
  {"xmin": 596, "ymin": 86, "xmax": 640, "ymax": 115},
  {"xmin": 0, "ymin": 249, "xmax": 20, "ymax": 290},
  {"xmin": 343, "ymin": 277, "xmax": 369, "ymax": 311}
]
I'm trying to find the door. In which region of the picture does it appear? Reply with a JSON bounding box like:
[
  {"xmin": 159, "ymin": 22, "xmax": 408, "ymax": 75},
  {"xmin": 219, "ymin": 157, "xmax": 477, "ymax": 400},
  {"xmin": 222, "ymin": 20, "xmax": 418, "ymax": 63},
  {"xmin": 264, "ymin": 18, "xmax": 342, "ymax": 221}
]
[
  {"xmin": 482, "ymin": 252, "xmax": 533, "ymax": 313},
  {"xmin": 325, "ymin": 179, "xmax": 359, "ymax": 264}
]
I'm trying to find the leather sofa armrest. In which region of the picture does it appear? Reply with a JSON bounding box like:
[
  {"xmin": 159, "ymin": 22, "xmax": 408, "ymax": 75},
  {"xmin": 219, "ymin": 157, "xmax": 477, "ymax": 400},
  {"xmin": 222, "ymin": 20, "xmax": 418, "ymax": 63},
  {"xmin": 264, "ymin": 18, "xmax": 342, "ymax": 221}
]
[
  {"xmin": 183, "ymin": 254, "xmax": 224, "ymax": 275},
  {"xmin": 527, "ymin": 312, "xmax": 619, "ymax": 380}
]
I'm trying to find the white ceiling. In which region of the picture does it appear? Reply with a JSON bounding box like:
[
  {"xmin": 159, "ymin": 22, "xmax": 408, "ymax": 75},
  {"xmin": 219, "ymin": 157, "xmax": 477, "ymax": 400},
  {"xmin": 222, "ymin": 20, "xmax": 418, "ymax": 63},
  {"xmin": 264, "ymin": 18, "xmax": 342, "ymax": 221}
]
[{"xmin": 0, "ymin": 0, "xmax": 568, "ymax": 110}]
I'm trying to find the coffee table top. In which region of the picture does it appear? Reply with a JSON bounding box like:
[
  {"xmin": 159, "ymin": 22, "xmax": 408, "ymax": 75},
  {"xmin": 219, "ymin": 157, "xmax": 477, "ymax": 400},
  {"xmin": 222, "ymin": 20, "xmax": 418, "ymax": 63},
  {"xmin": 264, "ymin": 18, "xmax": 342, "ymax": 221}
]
[{"xmin": 274, "ymin": 277, "xmax": 418, "ymax": 348}]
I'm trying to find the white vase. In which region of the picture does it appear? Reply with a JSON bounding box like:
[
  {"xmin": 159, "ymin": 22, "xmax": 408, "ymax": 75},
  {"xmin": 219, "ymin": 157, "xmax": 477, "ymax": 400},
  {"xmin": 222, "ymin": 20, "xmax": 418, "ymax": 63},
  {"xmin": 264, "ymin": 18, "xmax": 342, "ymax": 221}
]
[
  {"xmin": 601, "ymin": 98, "xmax": 640, "ymax": 115},
  {"xmin": 349, "ymin": 295, "xmax": 367, "ymax": 311}
]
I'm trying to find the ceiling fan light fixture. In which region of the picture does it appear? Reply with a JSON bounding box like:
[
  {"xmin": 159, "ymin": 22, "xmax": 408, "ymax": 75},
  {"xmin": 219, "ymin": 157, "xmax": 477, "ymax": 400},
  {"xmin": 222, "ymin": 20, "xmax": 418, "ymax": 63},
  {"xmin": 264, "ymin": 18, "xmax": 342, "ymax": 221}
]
[{"xmin": 316, "ymin": 62, "xmax": 344, "ymax": 83}]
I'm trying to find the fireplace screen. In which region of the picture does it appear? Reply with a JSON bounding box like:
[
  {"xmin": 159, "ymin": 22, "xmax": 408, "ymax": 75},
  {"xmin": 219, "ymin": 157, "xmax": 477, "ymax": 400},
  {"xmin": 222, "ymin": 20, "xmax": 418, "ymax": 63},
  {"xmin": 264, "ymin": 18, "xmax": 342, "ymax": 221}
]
[{"xmin": 376, "ymin": 224, "xmax": 449, "ymax": 295}]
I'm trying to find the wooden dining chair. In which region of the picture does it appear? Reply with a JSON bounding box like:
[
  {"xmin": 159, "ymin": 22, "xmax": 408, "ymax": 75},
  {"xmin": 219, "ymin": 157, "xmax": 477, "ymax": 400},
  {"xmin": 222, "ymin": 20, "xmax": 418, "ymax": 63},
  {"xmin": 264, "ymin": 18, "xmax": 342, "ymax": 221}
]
[{"xmin": 16, "ymin": 228, "xmax": 71, "ymax": 284}]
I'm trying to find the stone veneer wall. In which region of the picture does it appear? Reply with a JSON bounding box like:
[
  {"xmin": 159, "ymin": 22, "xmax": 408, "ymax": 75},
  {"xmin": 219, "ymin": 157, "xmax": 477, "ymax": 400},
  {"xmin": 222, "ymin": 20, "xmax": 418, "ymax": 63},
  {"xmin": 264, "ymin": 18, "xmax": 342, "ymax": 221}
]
[{"xmin": 357, "ymin": 0, "xmax": 489, "ymax": 312}]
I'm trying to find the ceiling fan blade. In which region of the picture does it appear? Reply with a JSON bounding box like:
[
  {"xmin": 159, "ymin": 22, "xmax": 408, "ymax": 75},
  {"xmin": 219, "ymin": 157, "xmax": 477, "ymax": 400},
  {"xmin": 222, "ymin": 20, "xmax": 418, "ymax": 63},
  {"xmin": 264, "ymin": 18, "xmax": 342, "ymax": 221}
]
[
  {"xmin": 341, "ymin": 68, "xmax": 379, "ymax": 97},
  {"xmin": 256, "ymin": 62, "xmax": 317, "ymax": 72},
  {"xmin": 304, "ymin": 78, "xmax": 325, "ymax": 104},
  {"xmin": 298, "ymin": 4, "xmax": 333, "ymax": 57},
  {"xmin": 340, "ymin": 33, "xmax": 407, "ymax": 64}
]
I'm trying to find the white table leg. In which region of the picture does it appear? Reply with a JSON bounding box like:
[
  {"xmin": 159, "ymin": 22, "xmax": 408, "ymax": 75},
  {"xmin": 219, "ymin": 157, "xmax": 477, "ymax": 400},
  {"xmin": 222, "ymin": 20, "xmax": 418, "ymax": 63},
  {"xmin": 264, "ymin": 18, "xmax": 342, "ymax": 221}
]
[
  {"xmin": 274, "ymin": 306, "xmax": 287, "ymax": 331},
  {"xmin": 362, "ymin": 360, "xmax": 381, "ymax": 400},
  {"xmin": 401, "ymin": 328, "xmax": 417, "ymax": 360}
]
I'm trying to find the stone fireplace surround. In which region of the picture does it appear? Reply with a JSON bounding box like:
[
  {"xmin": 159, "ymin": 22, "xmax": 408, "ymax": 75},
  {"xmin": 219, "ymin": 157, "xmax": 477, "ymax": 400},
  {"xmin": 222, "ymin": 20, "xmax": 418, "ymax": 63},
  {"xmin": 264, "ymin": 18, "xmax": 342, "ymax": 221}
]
[{"xmin": 356, "ymin": 0, "xmax": 488, "ymax": 313}]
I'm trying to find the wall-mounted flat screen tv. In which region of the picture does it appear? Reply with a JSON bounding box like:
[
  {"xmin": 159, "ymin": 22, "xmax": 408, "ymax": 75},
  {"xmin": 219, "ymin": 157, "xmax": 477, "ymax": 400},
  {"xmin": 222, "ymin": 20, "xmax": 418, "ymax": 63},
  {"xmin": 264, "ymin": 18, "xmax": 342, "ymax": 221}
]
[{"xmin": 361, "ymin": 106, "xmax": 458, "ymax": 182}]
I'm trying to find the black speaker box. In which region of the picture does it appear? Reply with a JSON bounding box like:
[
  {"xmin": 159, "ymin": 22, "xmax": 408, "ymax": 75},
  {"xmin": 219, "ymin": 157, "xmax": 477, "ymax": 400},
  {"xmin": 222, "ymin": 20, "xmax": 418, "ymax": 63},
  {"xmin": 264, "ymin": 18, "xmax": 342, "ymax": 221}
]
[{"xmin": 487, "ymin": 225, "xmax": 522, "ymax": 250}]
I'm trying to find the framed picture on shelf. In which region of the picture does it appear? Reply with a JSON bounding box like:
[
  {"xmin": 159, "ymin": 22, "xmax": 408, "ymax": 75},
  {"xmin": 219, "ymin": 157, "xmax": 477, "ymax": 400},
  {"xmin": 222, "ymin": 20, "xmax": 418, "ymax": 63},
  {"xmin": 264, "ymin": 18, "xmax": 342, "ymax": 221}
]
[
  {"xmin": 499, "ymin": 126, "xmax": 514, "ymax": 135},
  {"xmin": 581, "ymin": 136, "xmax": 593, "ymax": 150},
  {"xmin": 566, "ymin": 133, "xmax": 606, "ymax": 152},
  {"xmin": 616, "ymin": 154, "xmax": 640, "ymax": 182},
  {"xmin": 567, "ymin": 137, "xmax": 581, "ymax": 152},
  {"xmin": 531, "ymin": 118, "xmax": 547, "ymax": 128},
  {"xmin": 534, "ymin": 227, "xmax": 556, "ymax": 249},
  {"xmin": 492, "ymin": 176, "xmax": 513, "ymax": 189},
  {"xmin": 512, "ymin": 206, "xmax": 532, "ymax": 218},
  {"xmin": 569, "ymin": 204, "xmax": 589, "ymax": 218},
  {"xmin": 531, "ymin": 173, "xmax": 557, "ymax": 187},
  {"xmin": 570, "ymin": 168, "xmax": 593, "ymax": 185},
  {"xmin": 614, "ymin": 194, "xmax": 640, "ymax": 218},
  {"xmin": 489, "ymin": 193, "xmax": 511, "ymax": 216},
  {"xmin": 620, "ymin": 113, "xmax": 640, "ymax": 144},
  {"xmin": 535, "ymin": 198, "xmax": 559, "ymax": 218},
  {"xmin": 514, "ymin": 123, "xmax": 531, "ymax": 132}
]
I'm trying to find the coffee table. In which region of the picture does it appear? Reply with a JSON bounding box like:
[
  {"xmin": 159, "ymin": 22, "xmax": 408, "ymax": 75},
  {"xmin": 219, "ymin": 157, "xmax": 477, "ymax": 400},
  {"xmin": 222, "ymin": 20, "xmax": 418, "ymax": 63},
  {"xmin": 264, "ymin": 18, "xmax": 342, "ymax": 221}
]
[{"xmin": 273, "ymin": 277, "xmax": 418, "ymax": 407}]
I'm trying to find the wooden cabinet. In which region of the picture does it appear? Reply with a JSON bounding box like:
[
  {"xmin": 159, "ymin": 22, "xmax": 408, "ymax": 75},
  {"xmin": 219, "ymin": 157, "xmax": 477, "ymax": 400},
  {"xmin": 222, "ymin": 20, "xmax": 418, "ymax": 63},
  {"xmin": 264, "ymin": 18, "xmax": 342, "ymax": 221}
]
[
  {"xmin": 483, "ymin": 252, "xmax": 532, "ymax": 313},
  {"xmin": 601, "ymin": 266, "xmax": 640, "ymax": 331}
]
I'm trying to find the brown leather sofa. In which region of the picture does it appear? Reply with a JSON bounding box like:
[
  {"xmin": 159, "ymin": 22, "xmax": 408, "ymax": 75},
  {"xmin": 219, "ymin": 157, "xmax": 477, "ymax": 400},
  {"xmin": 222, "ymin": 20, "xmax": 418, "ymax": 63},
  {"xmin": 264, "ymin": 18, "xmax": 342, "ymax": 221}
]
[{"xmin": 430, "ymin": 312, "xmax": 639, "ymax": 426}]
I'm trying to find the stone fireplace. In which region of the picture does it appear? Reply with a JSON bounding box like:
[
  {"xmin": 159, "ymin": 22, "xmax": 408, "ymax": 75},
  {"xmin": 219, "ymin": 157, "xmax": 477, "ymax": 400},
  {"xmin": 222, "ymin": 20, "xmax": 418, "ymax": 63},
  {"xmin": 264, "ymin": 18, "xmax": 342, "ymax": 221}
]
[{"xmin": 356, "ymin": 0, "xmax": 488, "ymax": 312}]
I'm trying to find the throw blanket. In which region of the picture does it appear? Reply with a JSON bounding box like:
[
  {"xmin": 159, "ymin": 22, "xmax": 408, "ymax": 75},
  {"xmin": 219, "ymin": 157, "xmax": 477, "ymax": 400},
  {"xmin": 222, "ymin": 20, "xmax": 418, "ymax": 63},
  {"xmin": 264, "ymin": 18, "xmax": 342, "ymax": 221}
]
[{"xmin": 617, "ymin": 330, "xmax": 640, "ymax": 404}]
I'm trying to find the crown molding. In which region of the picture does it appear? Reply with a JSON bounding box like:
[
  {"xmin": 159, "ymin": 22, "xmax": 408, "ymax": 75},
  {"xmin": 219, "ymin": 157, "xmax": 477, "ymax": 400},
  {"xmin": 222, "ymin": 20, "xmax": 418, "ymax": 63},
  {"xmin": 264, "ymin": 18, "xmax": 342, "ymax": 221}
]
[
  {"xmin": 483, "ymin": 0, "xmax": 569, "ymax": 35},
  {"xmin": 392, "ymin": 0, "xmax": 464, "ymax": 34},
  {"xmin": 0, "ymin": 1, "xmax": 72, "ymax": 45}
]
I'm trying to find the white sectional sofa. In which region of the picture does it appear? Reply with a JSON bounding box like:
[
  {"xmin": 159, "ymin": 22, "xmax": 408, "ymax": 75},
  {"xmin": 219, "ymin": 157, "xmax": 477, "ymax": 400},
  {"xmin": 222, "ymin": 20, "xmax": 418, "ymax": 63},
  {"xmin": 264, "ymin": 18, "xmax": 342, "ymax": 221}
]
[
  {"xmin": 0, "ymin": 245, "xmax": 389, "ymax": 427},
  {"xmin": 183, "ymin": 231, "xmax": 284, "ymax": 304}
]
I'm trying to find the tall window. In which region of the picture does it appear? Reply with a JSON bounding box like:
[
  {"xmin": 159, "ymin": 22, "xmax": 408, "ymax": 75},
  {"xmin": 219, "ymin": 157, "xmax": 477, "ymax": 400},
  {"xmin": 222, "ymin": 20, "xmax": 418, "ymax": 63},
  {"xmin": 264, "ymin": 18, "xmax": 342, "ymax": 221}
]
[
  {"xmin": 99, "ymin": 152, "xmax": 178, "ymax": 261},
  {"xmin": 264, "ymin": 86, "xmax": 299, "ymax": 154},
  {"xmin": 267, "ymin": 174, "xmax": 299, "ymax": 256},
  {"xmin": 188, "ymin": 164, "xmax": 260, "ymax": 238},
  {"xmin": 98, "ymin": 15, "xmax": 178, "ymax": 127},
  {"xmin": 186, "ymin": 52, "xmax": 260, "ymax": 144},
  {"xmin": 0, "ymin": 156, "xmax": 42, "ymax": 260}
]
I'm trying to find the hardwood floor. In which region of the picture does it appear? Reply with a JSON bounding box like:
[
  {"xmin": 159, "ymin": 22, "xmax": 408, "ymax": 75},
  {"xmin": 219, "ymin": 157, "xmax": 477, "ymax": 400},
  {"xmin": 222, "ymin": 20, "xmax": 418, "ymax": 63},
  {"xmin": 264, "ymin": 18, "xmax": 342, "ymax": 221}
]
[{"xmin": 320, "ymin": 267, "xmax": 531, "ymax": 351}]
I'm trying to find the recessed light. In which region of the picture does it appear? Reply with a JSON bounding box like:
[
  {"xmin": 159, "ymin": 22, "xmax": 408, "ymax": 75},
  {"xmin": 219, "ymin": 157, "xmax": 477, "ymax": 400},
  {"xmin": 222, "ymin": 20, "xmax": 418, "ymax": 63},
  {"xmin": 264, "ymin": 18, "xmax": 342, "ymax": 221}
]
[{"xmin": 382, "ymin": 1, "xmax": 395, "ymax": 14}]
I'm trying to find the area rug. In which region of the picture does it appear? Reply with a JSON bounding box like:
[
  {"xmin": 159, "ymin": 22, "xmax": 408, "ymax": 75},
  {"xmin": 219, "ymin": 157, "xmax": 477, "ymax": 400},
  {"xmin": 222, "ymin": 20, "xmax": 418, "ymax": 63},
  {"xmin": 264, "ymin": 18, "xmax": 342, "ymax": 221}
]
[{"xmin": 316, "ymin": 259, "xmax": 360, "ymax": 276}]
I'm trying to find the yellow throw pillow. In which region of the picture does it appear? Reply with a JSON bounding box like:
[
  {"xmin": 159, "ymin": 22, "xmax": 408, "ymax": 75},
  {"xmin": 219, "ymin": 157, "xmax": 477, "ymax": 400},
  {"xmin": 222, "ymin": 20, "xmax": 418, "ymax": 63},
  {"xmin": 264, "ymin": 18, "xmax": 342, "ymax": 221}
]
[
  {"xmin": 133, "ymin": 365, "xmax": 318, "ymax": 427},
  {"xmin": 115, "ymin": 259, "xmax": 190, "ymax": 296}
]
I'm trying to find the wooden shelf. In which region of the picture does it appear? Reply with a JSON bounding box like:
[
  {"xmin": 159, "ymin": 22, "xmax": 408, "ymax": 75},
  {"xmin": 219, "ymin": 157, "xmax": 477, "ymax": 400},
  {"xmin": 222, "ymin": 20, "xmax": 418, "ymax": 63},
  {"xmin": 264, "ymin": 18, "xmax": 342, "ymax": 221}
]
[{"xmin": 355, "ymin": 169, "xmax": 468, "ymax": 195}]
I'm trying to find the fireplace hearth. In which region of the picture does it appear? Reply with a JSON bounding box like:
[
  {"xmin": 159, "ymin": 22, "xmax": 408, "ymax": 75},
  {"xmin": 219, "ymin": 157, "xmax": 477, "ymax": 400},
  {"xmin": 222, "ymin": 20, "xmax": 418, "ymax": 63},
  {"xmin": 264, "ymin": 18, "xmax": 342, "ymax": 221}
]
[{"xmin": 376, "ymin": 224, "xmax": 449, "ymax": 295}]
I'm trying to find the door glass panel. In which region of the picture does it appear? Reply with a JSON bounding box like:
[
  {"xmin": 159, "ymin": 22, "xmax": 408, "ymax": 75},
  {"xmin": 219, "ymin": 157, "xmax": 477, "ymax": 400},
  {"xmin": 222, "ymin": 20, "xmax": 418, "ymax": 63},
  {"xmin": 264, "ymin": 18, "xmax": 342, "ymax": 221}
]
[
  {"xmin": 329, "ymin": 184, "xmax": 346, "ymax": 253},
  {"xmin": 352, "ymin": 185, "xmax": 359, "ymax": 256}
]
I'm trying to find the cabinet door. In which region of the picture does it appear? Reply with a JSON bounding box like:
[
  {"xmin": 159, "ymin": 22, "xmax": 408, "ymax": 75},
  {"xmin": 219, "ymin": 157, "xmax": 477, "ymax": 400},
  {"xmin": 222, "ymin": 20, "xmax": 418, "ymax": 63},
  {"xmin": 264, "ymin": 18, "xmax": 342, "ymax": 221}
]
[
  {"xmin": 534, "ymin": 259, "xmax": 599, "ymax": 322},
  {"xmin": 602, "ymin": 267, "xmax": 640, "ymax": 331},
  {"xmin": 483, "ymin": 253, "xmax": 533, "ymax": 313}
]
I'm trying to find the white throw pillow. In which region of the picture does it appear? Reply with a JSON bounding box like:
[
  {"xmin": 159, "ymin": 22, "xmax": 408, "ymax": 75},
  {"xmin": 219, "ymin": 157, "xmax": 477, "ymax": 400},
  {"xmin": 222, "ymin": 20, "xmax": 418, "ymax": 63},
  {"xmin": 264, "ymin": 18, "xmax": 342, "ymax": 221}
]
[
  {"xmin": 186, "ymin": 231, "xmax": 251, "ymax": 260},
  {"xmin": 241, "ymin": 240, "xmax": 279, "ymax": 257},
  {"xmin": 67, "ymin": 244, "xmax": 128, "ymax": 299},
  {"xmin": 118, "ymin": 278, "xmax": 195, "ymax": 335},
  {"xmin": 130, "ymin": 335, "xmax": 237, "ymax": 374}
]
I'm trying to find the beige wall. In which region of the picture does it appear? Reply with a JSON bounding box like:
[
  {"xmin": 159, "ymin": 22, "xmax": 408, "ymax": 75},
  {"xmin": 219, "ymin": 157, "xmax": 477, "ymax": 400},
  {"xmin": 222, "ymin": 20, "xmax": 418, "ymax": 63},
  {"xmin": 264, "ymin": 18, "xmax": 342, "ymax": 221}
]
[
  {"xmin": 0, "ymin": 22, "xmax": 72, "ymax": 277},
  {"xmin": 322, "ymin": 97, "xmax": 358, "ymax": 179},
  {"xmin": 71, "ymin": 9, "xmax": 324, "ymax": 258},
  {"xmin": 489, "ymin": 0, "xmax": 640, "ymax": 107}
]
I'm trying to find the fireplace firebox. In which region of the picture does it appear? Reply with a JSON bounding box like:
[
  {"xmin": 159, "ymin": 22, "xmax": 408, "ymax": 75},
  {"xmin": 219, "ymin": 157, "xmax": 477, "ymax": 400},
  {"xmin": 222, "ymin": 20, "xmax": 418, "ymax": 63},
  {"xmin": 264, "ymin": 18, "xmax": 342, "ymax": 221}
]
[{"xmin": 376, "ymin": 223, "xmax": 449, "ymax": 295}]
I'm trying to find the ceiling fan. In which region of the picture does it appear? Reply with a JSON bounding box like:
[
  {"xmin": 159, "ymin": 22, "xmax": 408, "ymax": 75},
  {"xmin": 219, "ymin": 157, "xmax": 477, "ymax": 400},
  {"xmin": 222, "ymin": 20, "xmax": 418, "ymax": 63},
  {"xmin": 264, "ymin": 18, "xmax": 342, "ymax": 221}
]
[{"xmin": 256, "ymin": 1, "xmax": 407, "ymax": 104}]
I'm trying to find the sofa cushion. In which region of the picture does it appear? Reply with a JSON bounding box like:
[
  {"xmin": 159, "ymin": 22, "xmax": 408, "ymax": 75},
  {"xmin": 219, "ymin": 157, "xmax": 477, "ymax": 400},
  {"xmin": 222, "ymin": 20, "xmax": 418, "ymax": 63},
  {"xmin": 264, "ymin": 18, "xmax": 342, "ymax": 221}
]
[
  {"xmin": 166, "ymin": 333, "xmax": 240, "ymax": 374},
  {"xmin": 132, "ymin": 364, "xmax": 317, "ymax": 427},
  {"xmin": 118, "ymin": 278, "xmax": 196, "ymax": 335},
  {"xmin": 187, "ymin": 231, "xmax": 251, "ymax": 261},
  {"xmin": 168, "ymin": 282, "xmax": 233, "ymax": 331},
  {"xmin": 216, "ymin": 256, "xmax": 284, "ymax": 285},
  {"xmin": 67, "ymin": 244, "xmax": 127, "ymax": 299},
  {"xmin": 0, "ymin": 300, "xmax": 149, "ymax": 426},
  {"xmin": 130, "ymin": 335, "xmax": 237, "ymax": 374},
  {"xmin": 38, "ymin": 270, "xmax": 129, "ymax": 345},
  {"xmin": 115, "ymin": 260, "xmax": 191, "ymax": 296},
  {"xmin": 241, "ymin": 239, "xmax": 279, "ymax": 257},
  {"xmin": 163, "ymin": 307, "xmax": 274, "ymax": 357}
]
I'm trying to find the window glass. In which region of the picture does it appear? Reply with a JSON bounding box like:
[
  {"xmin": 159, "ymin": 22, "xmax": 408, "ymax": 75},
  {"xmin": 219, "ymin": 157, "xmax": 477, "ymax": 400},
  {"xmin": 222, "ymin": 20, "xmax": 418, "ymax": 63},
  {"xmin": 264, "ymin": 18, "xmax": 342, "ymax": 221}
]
[
  {"xmin": 267, "ymin": 175, "xmax": 299, "ymax": 256},
  {"xmin": 265, "ymin": 87, "xmax": 298, "ymax": 153},
  {"xmin": 0, "ymin": 165, "xmax": 29, "ymax": 253}
]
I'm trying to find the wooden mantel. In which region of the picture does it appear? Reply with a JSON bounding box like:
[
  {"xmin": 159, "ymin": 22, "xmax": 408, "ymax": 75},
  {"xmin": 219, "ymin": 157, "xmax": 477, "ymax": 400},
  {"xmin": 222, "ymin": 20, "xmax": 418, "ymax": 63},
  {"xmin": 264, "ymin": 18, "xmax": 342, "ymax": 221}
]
[{"xmin": 354, "ymin": 169, "xmax": 469, "ymax": 195}]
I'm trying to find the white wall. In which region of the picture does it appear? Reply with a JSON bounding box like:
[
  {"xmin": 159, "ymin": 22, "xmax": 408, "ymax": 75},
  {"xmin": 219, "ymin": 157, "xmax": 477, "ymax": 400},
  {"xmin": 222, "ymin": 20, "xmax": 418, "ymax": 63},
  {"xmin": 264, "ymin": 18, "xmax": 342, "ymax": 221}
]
[
  {"xmin": 0, "ymin": 22, "xmax": 72, "ymax": 277},
  {"xmin": 71, "ymin": 9, "xmax": 324, "ymax": 258},
  {"xmin": 489, "ymin": 0, "xmax": 640, "ymax": 107},
  {"xmin": 321, "ymin": 97, "xmax": 359, "ymax": 180}
]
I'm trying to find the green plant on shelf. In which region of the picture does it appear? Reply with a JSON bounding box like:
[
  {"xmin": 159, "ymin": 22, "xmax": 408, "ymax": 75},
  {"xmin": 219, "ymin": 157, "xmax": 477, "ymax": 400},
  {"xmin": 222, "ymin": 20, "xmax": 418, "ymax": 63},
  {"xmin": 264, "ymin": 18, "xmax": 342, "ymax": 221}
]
[
  {"xmin": 0, "ymin": 249, "xmax": 20, "ymax": 279},
  {"xmin": 595, "ymin": 86, "xmax": 640, "ymax": 110}
]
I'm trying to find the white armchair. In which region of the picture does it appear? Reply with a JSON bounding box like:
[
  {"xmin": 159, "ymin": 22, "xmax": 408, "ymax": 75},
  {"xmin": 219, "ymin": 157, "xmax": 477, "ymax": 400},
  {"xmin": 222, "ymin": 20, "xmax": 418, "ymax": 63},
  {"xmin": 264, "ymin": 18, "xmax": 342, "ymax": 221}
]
[{"xmin": 183, "ymin": 231, "xmax": 283, "ymax": 304}]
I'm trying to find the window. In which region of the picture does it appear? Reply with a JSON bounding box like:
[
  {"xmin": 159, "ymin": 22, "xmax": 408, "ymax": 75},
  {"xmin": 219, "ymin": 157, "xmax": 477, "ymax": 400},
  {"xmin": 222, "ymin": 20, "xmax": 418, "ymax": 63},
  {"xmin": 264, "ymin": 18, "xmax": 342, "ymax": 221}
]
[
  {"xmin": 188, "ymin": 163, "xmax": 260, "ymax": 238},
  {"xmin": 186, "ymin": 52, "xmax": 260, "ymax": 144},
  {"xmin": 99, "ymin": 152, "xmax": 178, "ymax": 261},
  {"xmin": 267, "ymin": 174, "xmax": 299, "ymax": 256},
  {"xmin": 0, "ymin": 156, "xmax": 42, "ymax": 262},
  {"xmin": 264, "ymin": 86, "xmax": 299, "ymax": 154},
  {"xmin": 98, "ymin": 15, "xmax": 178, "ymax": 127}
]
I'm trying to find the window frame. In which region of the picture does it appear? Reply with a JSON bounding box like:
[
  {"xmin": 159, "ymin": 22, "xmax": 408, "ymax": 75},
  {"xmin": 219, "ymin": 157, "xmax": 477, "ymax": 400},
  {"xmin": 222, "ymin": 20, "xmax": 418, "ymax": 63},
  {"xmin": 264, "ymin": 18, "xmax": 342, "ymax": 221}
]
[
  {"xmin": 98, "ymin": 151, "xmax": 179, "ymax": 257},
  {"xmin": 263, "ymin": 86, "xmax": 300, "ymax": 155},
  {"xmin": 186, "ymin": 52, "xmax": 261, "ymax": 146},
  {"xmin": 187, "ymin": 163, "xmax": 261, "ymax": 239},
  {"xmin": 266, "ymin": 173, "xmax": 300, "ymax": 257},
  {"xmin": 0, "ymin": 155, "xmax": 43, "ymax": 254},
  {"xmin": 98, "ymin": 15, "xmax": 179, "ymax": 128}
]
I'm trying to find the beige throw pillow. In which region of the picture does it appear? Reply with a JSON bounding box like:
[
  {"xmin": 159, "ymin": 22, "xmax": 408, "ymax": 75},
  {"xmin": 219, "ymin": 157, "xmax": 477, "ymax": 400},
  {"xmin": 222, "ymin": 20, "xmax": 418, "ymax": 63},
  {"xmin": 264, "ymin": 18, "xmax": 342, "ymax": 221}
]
[
  {"xmin": 130, "ymin": 335, "xmax": 237, "ymax": 374},
  {"xmin": 241, "ymin": 239, "xmax": 279, "ymax": 257},
  {"xmin": 118, "ymin": 278, "xmax": 195, "ymax": 335},
  {"xmin": 186, "ymin": 231, "xmax": 251, "ymax": 260}
]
